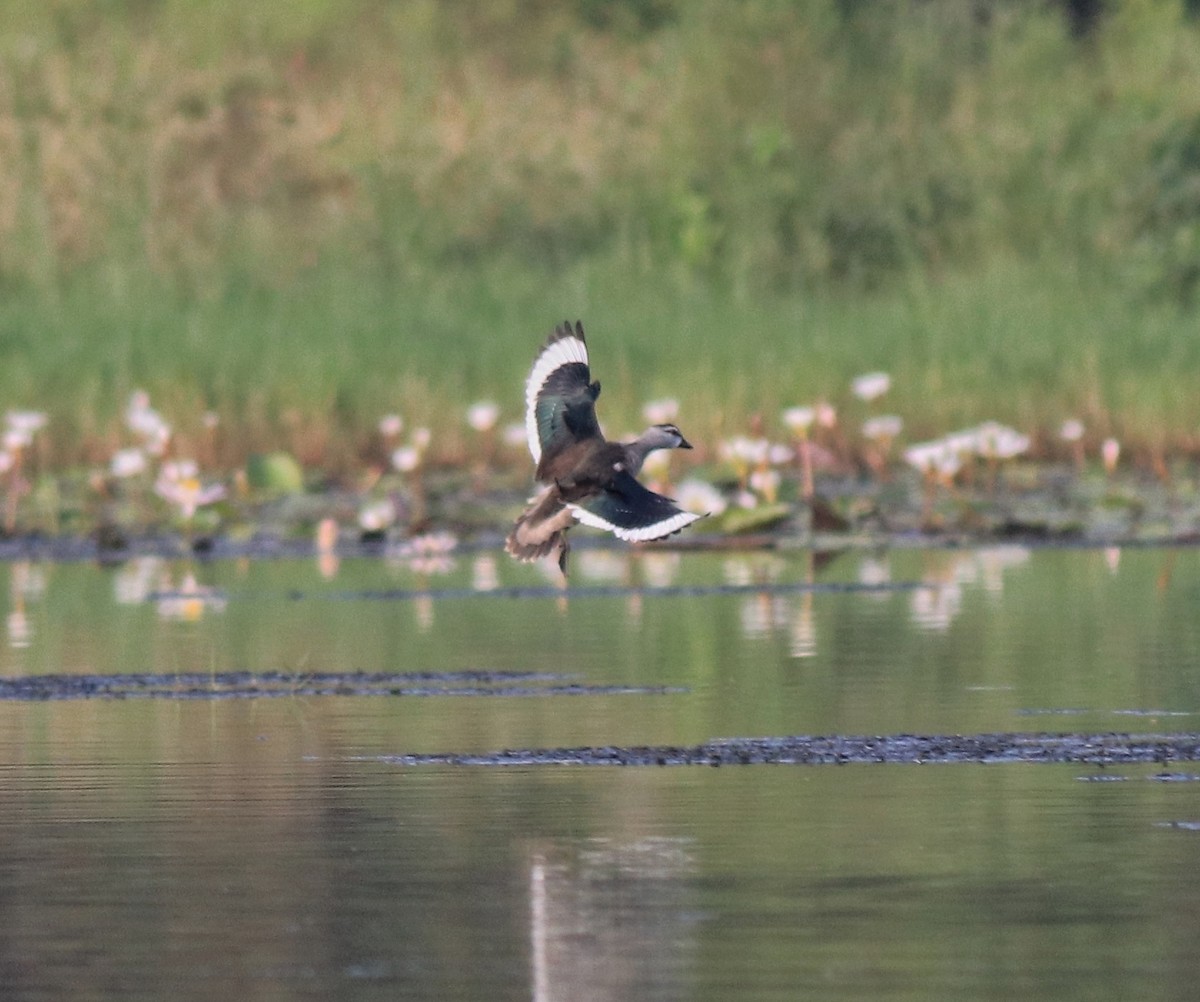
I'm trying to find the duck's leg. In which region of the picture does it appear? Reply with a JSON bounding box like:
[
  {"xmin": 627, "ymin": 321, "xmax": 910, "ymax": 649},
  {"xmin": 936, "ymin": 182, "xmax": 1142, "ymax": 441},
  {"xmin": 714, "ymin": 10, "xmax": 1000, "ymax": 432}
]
[{"xmin": 555, "ymin": 531, "xmax": 572, "ymax": 579}]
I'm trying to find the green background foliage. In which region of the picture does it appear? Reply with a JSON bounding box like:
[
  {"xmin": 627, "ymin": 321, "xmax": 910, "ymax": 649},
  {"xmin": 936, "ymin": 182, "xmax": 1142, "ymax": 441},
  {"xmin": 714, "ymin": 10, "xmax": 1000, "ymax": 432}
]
[{"xmin": 0, "ymin": 0, "xmax": 1198, "ymax": 466}]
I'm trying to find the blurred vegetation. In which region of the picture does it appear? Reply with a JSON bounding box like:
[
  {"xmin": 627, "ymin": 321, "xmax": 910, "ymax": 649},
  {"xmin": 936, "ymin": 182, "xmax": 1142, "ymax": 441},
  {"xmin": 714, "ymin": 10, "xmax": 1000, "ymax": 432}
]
[{"xmin": 0, "ymin": 0, "xmax": 1199, "ymax": 467}]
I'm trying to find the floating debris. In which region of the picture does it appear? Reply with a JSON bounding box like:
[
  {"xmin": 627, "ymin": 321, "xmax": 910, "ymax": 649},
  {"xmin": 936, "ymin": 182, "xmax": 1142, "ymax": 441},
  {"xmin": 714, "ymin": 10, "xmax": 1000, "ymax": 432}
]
[
  {"xmin": 0, "ymin": 670, "xmax": 684, "ymax": 702},
  {"xmin": 376, "ymin": 732, "xmax": 1200, "ymax": 767}
]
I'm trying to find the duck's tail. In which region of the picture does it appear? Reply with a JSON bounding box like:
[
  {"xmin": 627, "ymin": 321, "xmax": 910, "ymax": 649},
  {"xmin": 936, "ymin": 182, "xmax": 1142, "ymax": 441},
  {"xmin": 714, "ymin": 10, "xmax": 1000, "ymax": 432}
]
[{"xmin": 505, "ymin": 486, "xmax": 576, "ymax": 572}]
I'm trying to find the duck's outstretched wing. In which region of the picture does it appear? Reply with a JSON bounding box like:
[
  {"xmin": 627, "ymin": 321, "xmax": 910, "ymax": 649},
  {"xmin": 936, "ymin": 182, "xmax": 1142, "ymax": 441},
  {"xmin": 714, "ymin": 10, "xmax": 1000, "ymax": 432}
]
[
  {"xmin": 568, "ymin": 470, "xmax": 704, "ymax": 543},
  {"xmin": 525, "ymin": 320, "xmax": 602, "ymax": 472}
]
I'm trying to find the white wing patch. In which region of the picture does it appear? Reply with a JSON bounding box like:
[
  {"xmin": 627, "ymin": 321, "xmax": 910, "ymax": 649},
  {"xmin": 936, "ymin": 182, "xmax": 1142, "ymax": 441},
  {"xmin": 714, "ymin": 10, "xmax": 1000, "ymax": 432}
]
[
  {"xmin": 524, "ymin": 334, "xmax": 589, "ymax": 466},
  {"xmin": 568, "ymin": 505, "xmax": 703, "ymax": 543}
]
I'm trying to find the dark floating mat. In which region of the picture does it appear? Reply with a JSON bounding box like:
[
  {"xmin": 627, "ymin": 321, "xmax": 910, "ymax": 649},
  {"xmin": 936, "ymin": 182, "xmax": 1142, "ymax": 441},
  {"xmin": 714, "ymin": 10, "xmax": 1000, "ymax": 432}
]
[
  {"xmin": 0, "ymin": 671, "xmax": 684, "ymax": 701},
  {"xmin": 377, "ymin": 732, "xmax": 1200, "ymax": 767}
]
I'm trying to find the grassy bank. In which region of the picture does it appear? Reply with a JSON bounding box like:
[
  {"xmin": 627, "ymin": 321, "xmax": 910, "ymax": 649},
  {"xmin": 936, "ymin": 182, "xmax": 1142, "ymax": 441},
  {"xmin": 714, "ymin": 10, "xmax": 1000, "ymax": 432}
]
[
  {"xmin": 13, "ymin": 254, "xmax": 1198, "ymax": 471},
  {"xmin": 0, "ymin": 2, "xmax": 1198, "ymax": 472}
]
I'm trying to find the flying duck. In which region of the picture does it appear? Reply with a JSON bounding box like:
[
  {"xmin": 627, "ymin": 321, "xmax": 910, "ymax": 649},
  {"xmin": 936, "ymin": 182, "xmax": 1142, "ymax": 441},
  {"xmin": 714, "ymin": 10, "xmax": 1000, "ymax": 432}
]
[{"xmin": 505, "ymin": 320, "xmax": 703, "ymax": 574}]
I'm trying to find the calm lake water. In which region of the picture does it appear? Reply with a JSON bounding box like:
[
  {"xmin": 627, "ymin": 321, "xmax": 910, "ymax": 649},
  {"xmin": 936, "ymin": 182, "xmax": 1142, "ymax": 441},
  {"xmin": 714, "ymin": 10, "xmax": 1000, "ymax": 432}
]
[{"xmin": 2, "ymin": 543, "xmax": 1200, "ymax": 1000}]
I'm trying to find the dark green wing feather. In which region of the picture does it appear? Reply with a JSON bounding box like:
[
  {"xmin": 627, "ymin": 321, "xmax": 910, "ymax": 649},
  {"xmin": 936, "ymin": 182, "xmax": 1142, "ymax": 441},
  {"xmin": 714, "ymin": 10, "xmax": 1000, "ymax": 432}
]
[
  {"xmin": 525, "ymin": 321, "xmax": 602, "ymax": 475},
  {"xmin": 569, "ymin": 470, "xmax": 702, "ymax": 542}
]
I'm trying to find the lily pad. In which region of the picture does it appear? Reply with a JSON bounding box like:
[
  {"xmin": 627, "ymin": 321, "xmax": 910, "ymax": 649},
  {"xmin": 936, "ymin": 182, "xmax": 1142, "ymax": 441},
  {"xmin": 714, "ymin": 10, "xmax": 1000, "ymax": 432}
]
[
  {"xmin": 246, "ymin": 452, "xmax": 304, "ymax": 494},
  {"xmin": 716, "ymin": 502, "xmax": 792, "ymax": 534}
]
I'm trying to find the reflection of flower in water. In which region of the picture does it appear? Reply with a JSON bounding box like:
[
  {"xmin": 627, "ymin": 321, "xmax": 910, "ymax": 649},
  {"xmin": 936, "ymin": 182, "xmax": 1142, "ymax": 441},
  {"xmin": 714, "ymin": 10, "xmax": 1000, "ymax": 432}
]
[
  {"xmin": 639, "ymin": 552, "xmax": 680, "ymax": 589},
  {"xmin": 114, "ymin": 557, "xmax": 164, "ymax": 605},
  {"xmin": 388, "ymin": 534, "xmax": 459, "ymax": 629},
  {"xmin": 909, "ymin": 582, "xmax": 962, "ymax": 632},
  {"xmin": 7, "ymin": 606, "xmax": 30, "ymax": 648},
  {"xmin": 389, "ymin": 531, "xmax": 458, "ymax": 576},
  {"xmin": 11, "ymin": 562, "xmax": 47, "ymax": 601},
  {"xmin": 740, "ymin": 594, "xmax": 790, "ymax": 640},
  {"xmin": 975, "ymin": 546, "xmax": 1031, "ymax": 594},
  {"xmin": 315, "ymin": 517, "xmax": 339, "ymax": 580},
  {"xmin": 722, "ymin": 555, "xmax": 784, "ymax": 587},
  {"xmin": 472, "ymin": 554, "xmax": 499, "ymax": 592},
  {"xmin": 857, "ymin": 554, "xmax": 892, "ymax": 596},
  {"xmin": 790, "ymin": 597, "xmax": 817, "ymax": 658},
  {"xmin": 4, "ymin": 562, "xmax": 43, "ymax": 650},
  {"xmin": 907, "ymin": 547, "xmax": 1031, "ymax": 631},
  {"xmin": 414, "ymin": 593, "xmax": 435, "ymax": 632},
  {"xmin": 156, "ymin": 572, "xmax": 227, "ymax": 622},
  {"xmin": 577, "ymin": 550, "xmax": 628, "ymax": 584}
]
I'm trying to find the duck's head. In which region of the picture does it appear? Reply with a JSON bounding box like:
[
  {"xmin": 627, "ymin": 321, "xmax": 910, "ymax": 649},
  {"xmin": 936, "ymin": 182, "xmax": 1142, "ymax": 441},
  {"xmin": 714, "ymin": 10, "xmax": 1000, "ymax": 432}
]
[{"xmin": 643, "ymin": 423, "xmax": 693, "ymax": 451}]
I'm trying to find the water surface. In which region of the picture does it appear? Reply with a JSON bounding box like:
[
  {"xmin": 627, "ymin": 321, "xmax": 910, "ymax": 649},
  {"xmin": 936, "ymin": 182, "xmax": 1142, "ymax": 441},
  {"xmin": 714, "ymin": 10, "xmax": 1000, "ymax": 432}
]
[{"xmin": 1, "ymin": 544, "xmax": 1199, "ymax": 1000}]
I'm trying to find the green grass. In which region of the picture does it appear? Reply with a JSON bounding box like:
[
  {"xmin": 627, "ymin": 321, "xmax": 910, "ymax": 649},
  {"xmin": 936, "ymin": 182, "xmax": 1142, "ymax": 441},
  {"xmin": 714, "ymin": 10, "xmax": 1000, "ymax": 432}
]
[
  {"xmin": 0, "ymin": 2, "xmax": 1198, "ymax": 472},
  {"xmin": 4, "ymin": 251, "xmax": 1195, "ymax": 473}
]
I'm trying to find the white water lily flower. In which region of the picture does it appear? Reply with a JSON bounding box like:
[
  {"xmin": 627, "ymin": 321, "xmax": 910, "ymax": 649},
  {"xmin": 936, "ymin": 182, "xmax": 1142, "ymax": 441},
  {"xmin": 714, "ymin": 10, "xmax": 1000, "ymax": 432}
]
[
  {"xmin": 378, "ymin": 414, "xmax": 404, "ymax": 438},
  {"xmin": 903, "ymin": 440, "xmax": 944, "ymax": 474},
  {"xmin": 466, "ymin": 401, "xmax": 500, "ymax": 432},
  {"xmin": 973, "ymin": 421, "xmax": 1030, "ymax": 460},
  {"xmin": 719, "ymin": 436, "xmax": 770, "ymax": 471},
  {"xmin": 782, "ymin": 406, "xmax": 815, "ymax": 434},
  {"xmin": 3, "ymin": 430, "xmax": 30, "ymax": 452},
  {"xmin": 862, "ymin": 415, "xmax": 903, "ymax": 442},
  {"xmin": 641, "ymin": 448, "xmax": 672, "ymax": 482},
  {"xmin": 6, "ymin": 410, "xmax": 46, "ymax": 437},
  {"xmin": 676, "ymin": 478, "xmax": 727, "ymax": 517},
  {"xmin": 1060, "ymin": 418, "xmax": 1084, "ymax": 443},
  {"xmin": 934, "ymin": 448, "xmax": 964, "ymax": 479},
  {"xmin": 110, "ymin": 448, "xmax": 148, "ymax": 479},
  {"xmin": 391, "ymin": 446, "xmax": 421, "ymax": 473},
  {"xmin": 154, "ymin": 472, "xmax": 226, "ymax": 521},
  {"xmin": 358, "ymin": 499, "xmax": 396, "ymax": 533},
  {"xmin": 767, "ymin": 443, "xmax": 794, "ymax": 465},
  {"xmin": 159, "ymin": 459, "xmax": 198, "ymax": 483},
  {"xmin": 642, "ymin": 398, "xmax": 679, "ymax": 424},
  {"xmin": 126, "ymin": 391, "xmax": 167, "ymax": 440},
  {"xmin": 749, "ymin": 467, "xmax": 781, "ymax": 502},
  {"xmin": 502, "ymin": 422, "xmax": 527, "ymax": 449},
  {"xmin": 1102, "ymin": 437, "xmax": 1120, "ymax": 473},
  {"xmin": 851, "ymin": 372, "xmax": 891, "ymax": 402}
]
